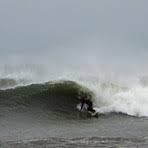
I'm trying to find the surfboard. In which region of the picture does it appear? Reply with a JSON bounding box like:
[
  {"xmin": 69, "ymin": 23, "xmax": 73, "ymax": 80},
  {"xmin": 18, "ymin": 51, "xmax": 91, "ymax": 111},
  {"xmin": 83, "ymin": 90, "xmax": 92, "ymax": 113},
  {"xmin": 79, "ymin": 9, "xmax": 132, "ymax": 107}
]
[{"xmin": 88, "ymin": 110, "xmax": 99, "ymax": 118}]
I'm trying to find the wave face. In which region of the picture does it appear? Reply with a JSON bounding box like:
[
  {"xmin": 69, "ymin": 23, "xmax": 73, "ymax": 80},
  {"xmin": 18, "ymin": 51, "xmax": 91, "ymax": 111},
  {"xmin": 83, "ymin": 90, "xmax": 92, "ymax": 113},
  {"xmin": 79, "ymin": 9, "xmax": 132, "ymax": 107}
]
[
  {"xmin": 1, "ymin": 78, "xmax": 148, "ymax": 118},
  {"xmin": 0, "ymin": 80, "xmax": 93, "ymax": 119}
]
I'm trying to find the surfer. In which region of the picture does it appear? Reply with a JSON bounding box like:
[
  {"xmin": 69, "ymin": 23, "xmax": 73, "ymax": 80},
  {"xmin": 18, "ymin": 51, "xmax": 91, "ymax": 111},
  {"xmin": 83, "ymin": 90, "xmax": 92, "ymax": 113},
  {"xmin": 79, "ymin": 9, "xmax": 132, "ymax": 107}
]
[{"xmin": 78, "ymin": 93, "xmax": 95, "ymax": 113}]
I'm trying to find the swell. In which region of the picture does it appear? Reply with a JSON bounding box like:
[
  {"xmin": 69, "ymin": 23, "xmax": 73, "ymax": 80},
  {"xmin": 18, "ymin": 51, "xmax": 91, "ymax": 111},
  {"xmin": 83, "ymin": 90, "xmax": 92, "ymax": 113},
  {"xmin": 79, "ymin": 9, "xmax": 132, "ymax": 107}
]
[{"xmin": 0, "ymin": 80, "xmax": 94, "ymax": 118}]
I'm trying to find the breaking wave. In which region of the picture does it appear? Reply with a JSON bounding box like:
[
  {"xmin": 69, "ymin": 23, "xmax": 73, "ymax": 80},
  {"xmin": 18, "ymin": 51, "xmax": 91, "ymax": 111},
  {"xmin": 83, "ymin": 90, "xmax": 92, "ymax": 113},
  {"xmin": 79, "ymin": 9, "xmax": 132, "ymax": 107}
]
[{"xmin": 0, "ymin": 78, "xmax": 148, "ymax": 118}]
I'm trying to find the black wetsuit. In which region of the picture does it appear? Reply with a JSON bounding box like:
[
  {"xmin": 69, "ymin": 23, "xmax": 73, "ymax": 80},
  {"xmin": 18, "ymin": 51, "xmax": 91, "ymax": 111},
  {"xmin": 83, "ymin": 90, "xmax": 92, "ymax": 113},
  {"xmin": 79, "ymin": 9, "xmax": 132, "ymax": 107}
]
[{"xmin": 80, "ymin": 97, "xmax": 95, "ymax": 112}]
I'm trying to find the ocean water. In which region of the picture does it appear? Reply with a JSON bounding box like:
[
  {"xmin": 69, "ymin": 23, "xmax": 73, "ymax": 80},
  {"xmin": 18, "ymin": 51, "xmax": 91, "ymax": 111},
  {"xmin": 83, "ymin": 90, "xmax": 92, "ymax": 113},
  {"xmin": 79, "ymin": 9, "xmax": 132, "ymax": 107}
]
[{"xmin": 0, "ymin": 75, "xmax": 148, "ymax": 147}]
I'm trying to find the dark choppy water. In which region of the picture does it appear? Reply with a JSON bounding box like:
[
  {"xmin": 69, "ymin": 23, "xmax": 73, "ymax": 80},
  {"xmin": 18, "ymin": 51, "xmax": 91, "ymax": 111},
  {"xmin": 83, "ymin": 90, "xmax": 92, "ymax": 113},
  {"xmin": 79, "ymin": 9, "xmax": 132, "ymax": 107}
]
[{"xmin": 1, "ymin": 137, "xmax": 148, "ymax": 148}]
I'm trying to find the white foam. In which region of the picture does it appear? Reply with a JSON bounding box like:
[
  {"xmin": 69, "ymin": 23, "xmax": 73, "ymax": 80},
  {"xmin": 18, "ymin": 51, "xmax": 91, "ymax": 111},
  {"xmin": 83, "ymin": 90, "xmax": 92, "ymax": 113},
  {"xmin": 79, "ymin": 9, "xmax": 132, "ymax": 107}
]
[{"xmin": 95, "ymin": 86, "xmax": 148, "ymax": 117}]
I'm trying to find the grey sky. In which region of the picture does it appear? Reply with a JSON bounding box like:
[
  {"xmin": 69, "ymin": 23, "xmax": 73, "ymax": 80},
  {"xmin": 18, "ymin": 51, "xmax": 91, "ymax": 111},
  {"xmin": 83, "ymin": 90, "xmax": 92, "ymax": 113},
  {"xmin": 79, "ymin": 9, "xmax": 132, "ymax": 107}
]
[
  {"xmin": 0, "ymin": 0, "xmax": 148, "ymax": 51},
  {"xmin": 0, "ymin": 0, "xmax": 148, "ymax": 72}
]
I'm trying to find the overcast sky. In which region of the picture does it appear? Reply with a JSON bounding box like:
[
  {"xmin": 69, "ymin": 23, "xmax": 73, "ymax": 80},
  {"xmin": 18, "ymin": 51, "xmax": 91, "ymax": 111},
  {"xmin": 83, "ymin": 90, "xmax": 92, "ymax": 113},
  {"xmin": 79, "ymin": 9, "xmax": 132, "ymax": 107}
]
[{"xmin": 0, "ymin": 0, "xmax": 148, "ymax": 71}]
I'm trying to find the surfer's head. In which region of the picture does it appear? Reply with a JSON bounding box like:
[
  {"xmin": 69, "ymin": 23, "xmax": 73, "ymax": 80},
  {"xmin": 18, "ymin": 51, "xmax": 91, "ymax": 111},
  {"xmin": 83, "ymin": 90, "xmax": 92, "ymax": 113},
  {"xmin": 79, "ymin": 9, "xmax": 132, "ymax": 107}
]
[{"xmin": 78, "ymin": 92, "xmax": 87, "ymax": 99}]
